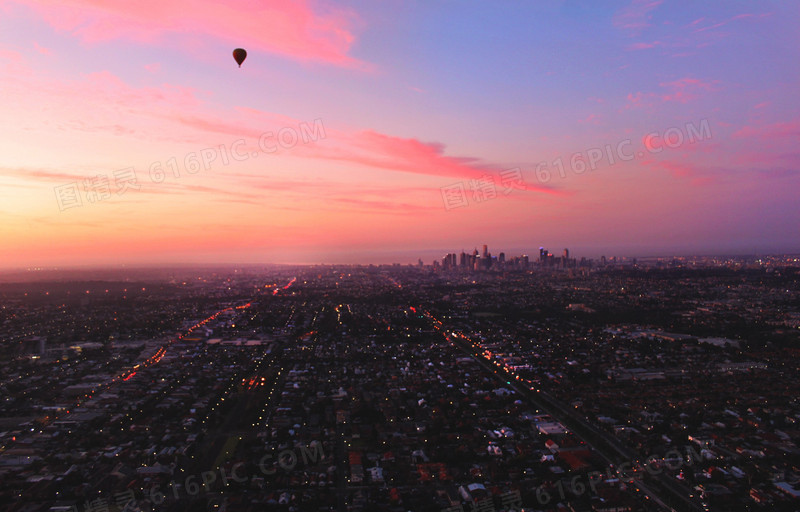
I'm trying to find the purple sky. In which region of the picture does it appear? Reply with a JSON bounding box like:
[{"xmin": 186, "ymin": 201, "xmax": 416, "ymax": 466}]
[{"xmin": 0, "ymin": 1, "xmax": 798, "ymax": 267}]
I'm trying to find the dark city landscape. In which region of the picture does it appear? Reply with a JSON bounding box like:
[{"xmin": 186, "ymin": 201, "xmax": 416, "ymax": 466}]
[
  {"xmin": 2, "ymin": 1, "xmax": 799, "ymax": 512},
  {"xmin": 1, "ymin": 253, "xmax": 799, "ymax": 511}
]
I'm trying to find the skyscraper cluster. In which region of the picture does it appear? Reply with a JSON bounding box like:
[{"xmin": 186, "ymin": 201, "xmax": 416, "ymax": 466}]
[
  {"xmin": 432, "ymin": 245, "xmax": 575, "ymax": 271},
  {"xmin": 538, "ymin": 247, "xmax": 576, "ymax": 269}
]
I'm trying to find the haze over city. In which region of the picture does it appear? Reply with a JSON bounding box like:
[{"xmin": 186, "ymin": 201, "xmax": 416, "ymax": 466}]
[
  {"xmin": 1, "ymin": 1, "xmax": 798, "ymax": 268},
  {"xmin": 3, "ymin": 3, "xmax": 800, "ymax": 511}
]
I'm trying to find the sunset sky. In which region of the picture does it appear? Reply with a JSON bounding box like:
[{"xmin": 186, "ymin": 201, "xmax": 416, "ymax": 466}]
[{"xmin": 1, "ymin": 1, "xmax": 798, "ymax": 268}]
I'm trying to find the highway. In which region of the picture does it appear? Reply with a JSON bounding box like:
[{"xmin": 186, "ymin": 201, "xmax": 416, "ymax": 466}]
[{"xmin": 422, "ymin": 308, "xmax": 704, "ymax": 512}]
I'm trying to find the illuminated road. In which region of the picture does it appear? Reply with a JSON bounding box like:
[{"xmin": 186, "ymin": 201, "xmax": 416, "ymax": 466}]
[
  {"xmin": 421, "ymin": 307, "xmax": 702, "ymax": 512},
  {"xmin": 272, "ymin": 276, "xmax": 297, "ymax": 295},
  {"xmin": 35, "ymin": 301, "xmax": 255, "ymax": 429}
]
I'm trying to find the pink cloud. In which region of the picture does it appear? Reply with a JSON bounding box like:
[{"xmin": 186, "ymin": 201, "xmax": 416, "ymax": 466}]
[
  {"xmin": 0, "ymin": 63, "xmax": 218, "ymax": 150},
  {"xmin": 738, "ymin": 151, "xmax": 800, "ymax": 167},
  {"xmin": 659, "ymin": 77, "xmax": 713, "ymax": 90},
  {"xmin": 658, "ymin": 77, "xmax": 713, "ymax": 103},
  {"xmin": 226, "ymin": 177, "xmax": 447, "ymax": 214},
  {"xmin": 0, "ymin": 48, "xmax": 29, "ymax": 76},
  {"xmin": 173, "ymin": 114, "xmax": 263, "ymax": 140},
  {"xmin": 347, "ymin": 131, "xmax": 486, "ymax": 175},
  {"xmin": 12, "ymin": 71, "xmax": 202, "ymax": 140},
  {"xmin": 0, "ymin": 166, "xmax": 93, "ymax": 182},
  {"xmin": 613, "ymin": 0, "xmax": 663, "ymax": 34},
  {"xmin": 628, "ymin": 40, "xmax": 662, "ymax": 50},
  {"xmin": 642, "ymin": 135, "xmax": 659, "ymax": 153},
  {"xmin": 625, "ymin": 13, "xmax": 769, "ymax": 56},
  {"xmin": 623, "ymin": 91, "xmax": 656, "ymax": 110},
  {"xmin": 329, "ymin": 197, "xmax": 442, "ymax": 214},
  {"xmin": 33, "ymin": 41, "xmax": 51, "ymax": 55},
  {"xmin": 112, "ymin": 181, "xmax": 271, "ymax": 206},
  {"xmin": 239, "ymin": 178, "xmax": 433, "ymax": 199},
  {"xmin": 15, "ymin": 0, "xmax": 366, "ymax": 68},
  {"xmin": 642, "ymin": 159, "xmax": 713, "ymax": 185},
  {"xmin": 317, "ymin": 130, "xmax": 562, "ymax": 195},
  {"xmin": 693, "ymin": 13, "xmax": 755, "ymax": 33},
  {"xmin": 642, "ymin": 159, "xmax": 693, "ymax": 177},
  {"xmin": 732, "ymin": 121, "xmax": 800, "ymax": 140},
  {"xmin": 3, "ymin": 64, "xmax": 563, "ymax": 202},
  {"xmin": 57, "ymin": 120, "xmax": 136, "ymax": 136},
  {"xmin": 175, "ymin": 108, "xmax": 563, "ymax": 195},
  {"xmin": 625, "ymin": 77, "xmax": 713, "ymax": 108},
  {"xmin": 578, "ymin": 113, "xmax": 601, "ymax": 125},
  {"xmin": 70, "ymin": 71, "xmax": 201, "ymax": 110}
]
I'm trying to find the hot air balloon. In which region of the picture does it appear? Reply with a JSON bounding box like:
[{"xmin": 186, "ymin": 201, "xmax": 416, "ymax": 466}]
[{"xmin": 233, "ymin": 48, "xmax": 247, "ymax": 67}]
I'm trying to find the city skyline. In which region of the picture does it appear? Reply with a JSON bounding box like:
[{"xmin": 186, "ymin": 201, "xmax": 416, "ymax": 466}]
[
  {"xmin": 2, "ymin": 246, "xmax": 794, "ymax": 274},
  {"xmin": 1, "ymin": 1, "xmax": 799, "ymax": 268}
]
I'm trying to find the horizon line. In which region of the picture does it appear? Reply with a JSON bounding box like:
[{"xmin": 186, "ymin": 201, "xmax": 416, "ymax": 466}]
[{"xmin": 2, "ymin": 251, "xmax": 799, "ymax": 274}]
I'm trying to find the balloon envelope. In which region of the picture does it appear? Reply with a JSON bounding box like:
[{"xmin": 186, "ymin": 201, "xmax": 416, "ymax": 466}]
[{"xmin": 233, "ymin": 48, "xmax": 247, "ymax": 67}]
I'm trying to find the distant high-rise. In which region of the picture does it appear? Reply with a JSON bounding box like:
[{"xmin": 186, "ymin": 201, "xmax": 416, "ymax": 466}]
[{"xmin": 418, "ymin": 244, "xmax": 578, "ymax": 273}]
